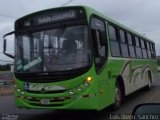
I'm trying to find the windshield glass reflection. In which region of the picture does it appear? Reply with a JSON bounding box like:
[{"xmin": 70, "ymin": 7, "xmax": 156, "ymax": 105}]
[{"xmin": 15, "ymin": 25, "xmax": 91, "ymax": 72}]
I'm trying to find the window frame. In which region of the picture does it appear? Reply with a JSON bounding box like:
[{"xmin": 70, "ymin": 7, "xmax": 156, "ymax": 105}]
[
  {"xmin": 140, "ymin": 39, "xmax": 148, "ymax": 58},
  {"xmin": 127, "ymin": 32, "xmax": 136, "ymax": 58},
  {"xmin": 108, "ymin": 23, "xmax": 121, "ymax": 57},
  {"xmin": 135, "ymin": 36, "xmax": 143, "ymax": 58},
  {"xmin": 119, "ymin": 29, "xmax": 130, "ymax": 58},
  {"xmin": 90, "ymin": 15, "xmax": 108, "ymax": 73}
]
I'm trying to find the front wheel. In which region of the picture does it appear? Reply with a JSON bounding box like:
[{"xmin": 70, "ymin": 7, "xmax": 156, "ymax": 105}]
[{"xmin": 112, "ymin": 82, "xmax": 122, "ymax": 110}]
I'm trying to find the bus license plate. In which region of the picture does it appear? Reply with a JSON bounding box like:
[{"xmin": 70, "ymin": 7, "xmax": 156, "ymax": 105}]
[{"xmin": 40, "ymin": 99, "xmax": 50, "ymax": 105}]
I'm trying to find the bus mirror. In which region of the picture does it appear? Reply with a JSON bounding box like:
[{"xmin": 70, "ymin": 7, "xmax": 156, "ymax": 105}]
[{"xmin": 3, "ymin": 31, "xmax": 15, "ymax": 59}]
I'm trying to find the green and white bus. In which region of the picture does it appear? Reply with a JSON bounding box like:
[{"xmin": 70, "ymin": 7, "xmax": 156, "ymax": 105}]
[{"xmin": 3, "ymin": 6, "xmax": 157, "ymax": 111}]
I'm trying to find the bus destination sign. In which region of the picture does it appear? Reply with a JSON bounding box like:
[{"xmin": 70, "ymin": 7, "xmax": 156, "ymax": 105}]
[
  {"xmin": 15, "ymin": 8, "xmax": 86, "ymax": 29},
  {"xmin": 36, "ymin": 10, "xmax": 77, "ymax": 25}
]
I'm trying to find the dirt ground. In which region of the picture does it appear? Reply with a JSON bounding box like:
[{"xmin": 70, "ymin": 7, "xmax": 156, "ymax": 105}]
[{"xmin": 0, "ymin": 84, "xmax": 13, "ymax": 95}]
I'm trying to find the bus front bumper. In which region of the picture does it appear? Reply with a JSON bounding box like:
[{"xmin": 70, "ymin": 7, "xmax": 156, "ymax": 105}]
[{"xmin": 14, "ymin": 91, "xmax": 98, "ymax": 110}]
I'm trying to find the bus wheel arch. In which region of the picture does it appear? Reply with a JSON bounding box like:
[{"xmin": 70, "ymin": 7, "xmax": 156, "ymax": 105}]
[
  {"xmin": 117, "ymin": 75, "xmax": 125, "ymax": 98},
  {"xmin": 146, "ymin": 70, "xmax": 152, "ymax": 90},
  {"xmin": 112, "ymin": 75, "xmax": 125, "ymax": 110},
  {"xmin": 148, "ymin": 70, "xmax": 152, "ymax": 82}
]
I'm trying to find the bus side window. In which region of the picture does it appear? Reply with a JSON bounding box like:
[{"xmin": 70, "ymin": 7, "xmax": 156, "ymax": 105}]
[
  {"xmin": 127, "ymin": 33, "xmax": 136, "ymax": 58},
  {"xmin": 119, "ymin": 29, "xmax": 129, "ymax": 58},
  {"xmin": 146, "ymin": 42, "xmax": 151, "ymax": 58},
  {"xmin": 108, "ymin": 25, "xmax": 121, "ymax": 57},
  {"xmin": 91, "ymin": 17, "xmax": 107, "ymax": 72},
  {"xmin": 141, "ymin": 39, "xmax": 147, "ymax": 58},
  {"xmin": 135, "ymin": 36, "xmax": 142, "ymax": 58},
  {"xmin": 149, "ymin": 43, "xmax": 154, "ymax": 58},
  {"xmin": 152, "ymin": 43, "xmax": 156, "ymax": 58}
]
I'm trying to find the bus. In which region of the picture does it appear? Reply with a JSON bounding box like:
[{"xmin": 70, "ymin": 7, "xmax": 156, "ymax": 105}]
[{"xmin": 3, "ymin": 6, "xmax": 157, "ymax": 111}]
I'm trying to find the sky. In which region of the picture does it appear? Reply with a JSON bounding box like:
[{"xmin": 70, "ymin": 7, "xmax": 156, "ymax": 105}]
[{"xmin": 0, "ymin": 0, "xmax": 160, "ymax": 64}]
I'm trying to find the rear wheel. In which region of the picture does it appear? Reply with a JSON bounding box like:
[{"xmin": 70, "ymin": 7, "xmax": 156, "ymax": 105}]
[{"xmin": 112, "ymin": 82, "xmax": 122, "ymax": 110}]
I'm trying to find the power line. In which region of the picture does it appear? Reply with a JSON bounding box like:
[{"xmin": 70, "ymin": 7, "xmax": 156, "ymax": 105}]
[{"xmin": 61, "ymin": 0, "xmax": 74, "ymax": 6}]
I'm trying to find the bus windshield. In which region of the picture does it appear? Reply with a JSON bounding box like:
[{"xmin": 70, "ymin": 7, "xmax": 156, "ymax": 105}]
[{"xmin": 15, "ymin": 25, "xmax": 91, "ymax": 72}]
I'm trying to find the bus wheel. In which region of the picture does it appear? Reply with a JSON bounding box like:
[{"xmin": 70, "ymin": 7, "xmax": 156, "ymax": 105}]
[
  {"xmin": 112, "ymin": 82, "xmax": 122, "ymax": 110},
  {"xmin": 145, "ymin": 72, "xmax": 152, "ymax": 90}
]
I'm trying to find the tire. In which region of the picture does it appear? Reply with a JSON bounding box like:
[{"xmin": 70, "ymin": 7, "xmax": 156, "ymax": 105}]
[
  {"xmin": 145, "ymin": 72, "xmax": 152, "ymax": 90},
  {"xmin": 112, "ymin": 82, "xmax": 122, "ymax": 110}
]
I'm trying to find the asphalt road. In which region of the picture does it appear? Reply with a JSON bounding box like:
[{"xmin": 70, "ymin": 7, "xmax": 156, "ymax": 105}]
[{"xmin": 0, "ymin": 75, "xmax": 160, "ymax": 120}]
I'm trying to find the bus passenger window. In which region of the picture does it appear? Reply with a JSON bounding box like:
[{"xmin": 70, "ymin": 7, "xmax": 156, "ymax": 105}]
[
  {"xmin": 135, "ymin": 36, "xmax": 142, "ymax": 58},
  {"xmin": 119, "ymin": 30, "xmax": 129, "ymax": 57},
  {"xmin": 108, "ymin": 25, "xmax": 121, "ymax": 57},
  {"xmin": 151, "ymin": 43, "xmax": 156, "ymax": 58},
  {"xmin": 146, "ymin": 42, "xmax": 151, "ymax": 58},
  {"xmin": 127, "ymin": 33, "xmax": 135, "ymax": 58},
  {"xmin": 141, "ymin": 39, "xmax": 147, "ymax": 58}
]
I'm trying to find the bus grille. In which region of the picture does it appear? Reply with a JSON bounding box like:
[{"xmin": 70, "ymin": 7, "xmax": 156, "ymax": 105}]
[{"xmin": 27, "ymin": 89, "xmax": 66, "ymax": 94}]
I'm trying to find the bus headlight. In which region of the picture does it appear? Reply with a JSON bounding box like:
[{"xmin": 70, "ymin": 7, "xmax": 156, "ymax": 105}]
[
  {"xmin": 68, "ymin": 76, "xmax": 92, "ymax": 95},
  {"xmin": 83, "ymin": 76, "xmax": 92, "ymax": 86},
  {"xmin": 86, "ymin": 76, "xmax": 92, "ymax": 83},
  {"xmin": 77, "ymin": 87, "xmax": 82, "ymax": 92},
  {"xmin": 84, "ymin": 82, "xmax": 89, "ymax": 87},
  {"xmin": 68, "ymin": 90, "xmax": 74, "ymax": 95},
  {"xmin": 17, "ymin": 89, "xmax": 21, "ymax": 92}
]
